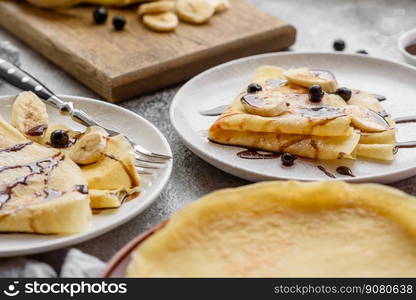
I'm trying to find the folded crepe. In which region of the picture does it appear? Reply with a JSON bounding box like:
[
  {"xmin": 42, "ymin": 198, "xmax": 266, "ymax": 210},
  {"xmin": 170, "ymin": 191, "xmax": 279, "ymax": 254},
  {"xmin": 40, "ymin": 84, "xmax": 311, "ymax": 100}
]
[
  {"xmin": 208, "ymin": 65, "xmax": 396, "ymax": 161},
  {"xmin": 0, "ymin": 116, "xmax": 91, "ymax": 234}
]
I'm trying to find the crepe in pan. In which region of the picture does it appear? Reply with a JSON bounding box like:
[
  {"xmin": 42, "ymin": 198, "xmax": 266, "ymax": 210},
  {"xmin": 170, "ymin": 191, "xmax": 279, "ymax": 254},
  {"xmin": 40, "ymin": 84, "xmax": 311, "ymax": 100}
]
[{"xmin": 127, "ymin": 181, "xmax": 416, "ymax": 277}]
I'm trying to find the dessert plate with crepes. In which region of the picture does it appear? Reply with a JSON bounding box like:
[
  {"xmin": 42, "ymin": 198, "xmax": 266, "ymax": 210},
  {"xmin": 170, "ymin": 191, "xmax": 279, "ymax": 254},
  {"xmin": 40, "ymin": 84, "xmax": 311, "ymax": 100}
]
[
  {"xmin": 0, "ymin": 93, "xmax": 172, "ymax": 257},
  {"xmin": 170, "ymin": 52, "xmax": 416, "ymax": 182}
]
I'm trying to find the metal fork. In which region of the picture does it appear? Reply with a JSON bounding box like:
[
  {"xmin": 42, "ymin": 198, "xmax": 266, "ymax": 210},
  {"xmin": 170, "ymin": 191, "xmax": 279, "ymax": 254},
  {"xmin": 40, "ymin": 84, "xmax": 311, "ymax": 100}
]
[{"xmin": 0, "ymin": 59, "xmax": 171, "ymax": 175}]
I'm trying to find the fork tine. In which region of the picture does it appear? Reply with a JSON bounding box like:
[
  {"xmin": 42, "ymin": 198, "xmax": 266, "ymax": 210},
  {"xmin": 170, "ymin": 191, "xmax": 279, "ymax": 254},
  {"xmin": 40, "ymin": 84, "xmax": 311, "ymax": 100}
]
[
  {"xmin": 135, "ymin": 163, "xmax": 163, "ymax": 169},
  {"xmin": 136, "ymin": 167, "xmax": 155, "ymax": 175},
  {"xmin": 105, "ymin": 129, "xmax": 171, "ymax": 160},
  {"xmin": 133, "ymin": 144, "xmax": 172, "ymax": 160},
  {"xmin": 135, "ymin": 156, "xmax": 166, "ymax": 164}
]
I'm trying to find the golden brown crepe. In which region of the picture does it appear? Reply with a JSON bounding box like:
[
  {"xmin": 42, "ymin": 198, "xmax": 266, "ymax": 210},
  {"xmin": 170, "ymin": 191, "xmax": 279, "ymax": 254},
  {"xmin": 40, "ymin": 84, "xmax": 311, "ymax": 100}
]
[
  {"xmin": 82, "ymin": 134, "xmax": 140, "ymax": 209},
  {"xmin": 127, "ymin": 181, "xmax": 416, "ymax": 277},
  {"xmin": 12, "ymin": 91, "xmax": 141, "ymax": 210},
  {"xmin": 6, "ymin": 91, "xmax": 141, "ymax": 217},
  {"xmin": 208, "ymin": 65, "xmax": 397, "ymax": 161},
  {"xmin": 0, "ymin": 116, "xmax": 91, "ymax": 234}
]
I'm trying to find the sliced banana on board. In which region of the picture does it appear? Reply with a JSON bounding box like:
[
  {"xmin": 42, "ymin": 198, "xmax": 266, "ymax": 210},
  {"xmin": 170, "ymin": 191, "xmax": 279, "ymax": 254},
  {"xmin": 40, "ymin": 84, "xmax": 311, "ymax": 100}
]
[
  {"xmin": 70, "ymin": 127, "xmax": 108, "ymax": 165},
  {"xmin": 209, "ymin": 0, "xmax": 231, "ymax": 13},
  {"xmin": 176, "ymin": 0, "xmax": 215, "ymax": 24},
  {"xmin": 11, "ymin": 91, "xmax": 48, "ymax": 137},
  {"xmin": 241, "ymin": 93, "xmax": 288, "ymax": 117},
  {"xmin": 283, "ymin": 68, "xmax": 338, "ymax": 93},
  {"xmin": 138, "ymin": 1, "xmax": 176, "ymax": 16},
  {"xmin": 143, "ymin": 12, "xmax": 179, "ymax": 32}
]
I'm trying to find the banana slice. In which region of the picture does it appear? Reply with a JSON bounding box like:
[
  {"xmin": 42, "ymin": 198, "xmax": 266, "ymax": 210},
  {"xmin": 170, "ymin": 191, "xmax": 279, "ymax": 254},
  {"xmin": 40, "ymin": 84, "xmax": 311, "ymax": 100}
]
[
  {"xmin": 209, "ymin": 0, "xmax": 230, "ymax": 13},
  {"xmin": 142, "ymin": 12, "xmax": 179, "ymax": 32},
  {"xmin": 27, "ymin": 0, "xmax": 81, "ymax": 8},
  {"xmin": 176, "ymin": 0, "xmax": 215, "ymax": 24},
  {"xmin": 252, "ymin": 65, "xmax": 286, "ymax": 85},
  {"xmin": 345, "ymin": 105, "xmax": 391, "ymax": 132},
  {"xmin": 138, "ymin": 1, "xmax": 176, "ymax": 16},
  {"xmin": 241, "ymin": 93, "xmax": 288, "ymax": 117},
  {"xmin": 348, "ymin": 90, "xmax": 384, "ymax": 112},
  {"xmin": 283, "ymin": 68, "xmax": 338, "ymax": 93},
  {"xmin": 11, "ymin": 91, "xmax": 48, "ymax": 137},
  {"xmin": 70, "ymin": 127, "xmax": 107, "ymax": 165}
]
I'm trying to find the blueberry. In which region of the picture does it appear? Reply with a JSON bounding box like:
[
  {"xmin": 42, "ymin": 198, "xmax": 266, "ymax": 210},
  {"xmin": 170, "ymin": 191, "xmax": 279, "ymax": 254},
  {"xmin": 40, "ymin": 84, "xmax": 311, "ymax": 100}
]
[
  {"xmin": 308, "ymin": 85, "xmax": 324, "ymax": 103},
  {"xmin": 50, "ymin": 130, "xmax": 69, "ymax": 148},
  {"xmin": 333, "ymin": 39, "xmax": 346, "ymax": 51},
  {"xmin": 93, "ymin": 7, "xmax": 107, "ymax": 24},
  {"xmin": 281, "ymin": 153, "xmax": 296, "ymax": 166},
  {"xmin": 247, "ymin": 83, "xmax": 262, "ymax": 93},
  {"xmin": 113, "ymin": 16, "xmax": 126, "ymax": 31},
  {"xmin": 356, "ymin": 49, "xmax": 368, "ymax": 55},
  {"xmin": 336, "ymin": 87, "xmax": 352, "ymax": 101}
]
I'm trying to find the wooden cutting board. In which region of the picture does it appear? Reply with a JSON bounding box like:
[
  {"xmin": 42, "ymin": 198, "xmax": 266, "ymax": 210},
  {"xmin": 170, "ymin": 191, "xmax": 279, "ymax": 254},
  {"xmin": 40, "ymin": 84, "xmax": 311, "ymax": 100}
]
[{"xmin": 0, "ymin": 0, "xmax": 295, "ymax": 102}]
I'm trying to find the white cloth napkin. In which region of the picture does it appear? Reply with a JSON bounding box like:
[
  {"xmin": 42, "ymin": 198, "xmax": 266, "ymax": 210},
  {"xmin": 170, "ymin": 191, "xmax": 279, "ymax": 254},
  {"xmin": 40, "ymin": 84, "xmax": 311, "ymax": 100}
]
[{"xmin": 0, "ymin": 249, "xmax": 106, "ymax": 278}]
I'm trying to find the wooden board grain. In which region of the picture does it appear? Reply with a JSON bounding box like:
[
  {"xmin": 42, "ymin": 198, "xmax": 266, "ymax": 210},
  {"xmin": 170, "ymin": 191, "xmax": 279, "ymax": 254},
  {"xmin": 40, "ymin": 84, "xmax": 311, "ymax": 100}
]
[{"xmin": 0, "ymin": 0, "xmax": 296, "ymax": 102}]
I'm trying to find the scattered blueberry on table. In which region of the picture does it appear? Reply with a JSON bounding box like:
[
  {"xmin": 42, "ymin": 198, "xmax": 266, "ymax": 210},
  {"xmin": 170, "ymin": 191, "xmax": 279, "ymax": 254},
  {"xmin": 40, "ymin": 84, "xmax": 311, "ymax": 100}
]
[
  {"xmin": 93, "ymin": 6, "xmax": 108, "ymax": 24},
  {"xmin": 113, "ymin": 16, "xmax": 126, "ymax": 31},
  {"xmin": 333, "ymin": 39, "xmax": 346, "ymax": 51}
]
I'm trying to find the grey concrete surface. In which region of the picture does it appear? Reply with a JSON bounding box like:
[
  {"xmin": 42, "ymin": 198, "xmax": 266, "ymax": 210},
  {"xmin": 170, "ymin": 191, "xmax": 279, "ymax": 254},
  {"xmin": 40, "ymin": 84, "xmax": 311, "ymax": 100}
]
[{"xmin": 0, "ymin": 0, "xmax": 416, "ymax": 268}]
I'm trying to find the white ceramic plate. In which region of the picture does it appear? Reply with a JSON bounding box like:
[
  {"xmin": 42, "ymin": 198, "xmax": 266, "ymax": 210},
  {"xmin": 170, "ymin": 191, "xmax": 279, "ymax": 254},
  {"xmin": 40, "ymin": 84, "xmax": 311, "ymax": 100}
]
[
  {"xmin": 0, "ymin": 95, "xmax": 172, "ymax": 257},
  {"xmin": 170, "ymin": 52, "xmax": 416, "ymax": 183}
]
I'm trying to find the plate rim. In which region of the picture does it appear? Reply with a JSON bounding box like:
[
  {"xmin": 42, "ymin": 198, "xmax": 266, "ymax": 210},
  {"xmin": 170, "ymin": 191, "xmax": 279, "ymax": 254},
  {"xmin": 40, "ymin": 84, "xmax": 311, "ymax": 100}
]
[
  {"xmin": 0, "ymin": 94, "xmax": 173, "ymax": 257},
  {"xmin": 170, "ymin": 51, "xmax": 416, "ymax": 183}
]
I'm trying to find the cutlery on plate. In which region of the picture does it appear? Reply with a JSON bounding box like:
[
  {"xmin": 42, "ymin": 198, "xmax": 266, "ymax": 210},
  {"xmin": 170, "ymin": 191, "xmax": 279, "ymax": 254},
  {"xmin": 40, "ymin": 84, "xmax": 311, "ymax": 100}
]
[{"xmin": 0, "ymin": 59, "xmax": 171, "ymax": 175}]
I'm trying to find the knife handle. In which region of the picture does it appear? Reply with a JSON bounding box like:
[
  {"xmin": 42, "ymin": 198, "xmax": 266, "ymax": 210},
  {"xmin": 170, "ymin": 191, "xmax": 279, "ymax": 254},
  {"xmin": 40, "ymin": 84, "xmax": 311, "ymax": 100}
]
[
  {"xmin": 0, "ymin": 58, "xmax": 56, "ymax": 102},
  {"xmin": 0, "ymin": 58, "xmax": 100, "ymax": 128}
]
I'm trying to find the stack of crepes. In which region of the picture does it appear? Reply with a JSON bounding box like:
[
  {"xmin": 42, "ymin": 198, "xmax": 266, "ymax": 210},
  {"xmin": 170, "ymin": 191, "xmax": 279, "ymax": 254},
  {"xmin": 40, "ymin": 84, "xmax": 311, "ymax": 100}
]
[{"xmin": 208, "ymin": 66, "xmax": 396, "ymax": 161}]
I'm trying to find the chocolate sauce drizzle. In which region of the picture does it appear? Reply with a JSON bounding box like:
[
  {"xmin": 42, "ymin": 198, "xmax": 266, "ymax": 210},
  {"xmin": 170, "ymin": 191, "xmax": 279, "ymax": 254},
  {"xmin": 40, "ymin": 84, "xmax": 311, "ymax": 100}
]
[
  {"xmin": 405, "ymin": 44, "xmax": 416, "ymax": 55},
  {"xmin": 0, "ymin": 142, "xmax": 32, "ymax": 153},
  {"xmin": 336, "ymin": 166, "xmax": 355, "ymax": 177},
  {"xmin": 26, "ymin": 124, "xmax": 48, "ymax": 136},
  {"xmin": 0, "ymin": 153, "xmax": 64, "ymax": 209},
  {"xmin": 317, "ymin": 165, "xmax": 336, "ymax": 178}
]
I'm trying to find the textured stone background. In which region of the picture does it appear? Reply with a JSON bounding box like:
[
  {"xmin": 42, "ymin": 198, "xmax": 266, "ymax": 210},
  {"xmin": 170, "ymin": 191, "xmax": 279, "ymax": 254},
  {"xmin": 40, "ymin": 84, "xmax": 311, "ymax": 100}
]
[{"xmin": 0, "ymin": 0, "xmax": 415, "ymax": 267}]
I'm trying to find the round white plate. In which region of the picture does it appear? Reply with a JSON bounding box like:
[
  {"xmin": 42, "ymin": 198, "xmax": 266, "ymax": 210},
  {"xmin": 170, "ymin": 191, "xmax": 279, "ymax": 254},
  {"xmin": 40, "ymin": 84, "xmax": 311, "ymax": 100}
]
[
  {"xmin": 170, "ymin": 52, "xmax": 416, "ymax": 183},
  {"xmin": 0, "ymin": 95, "xmax": 172, "ymax": 257}
]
